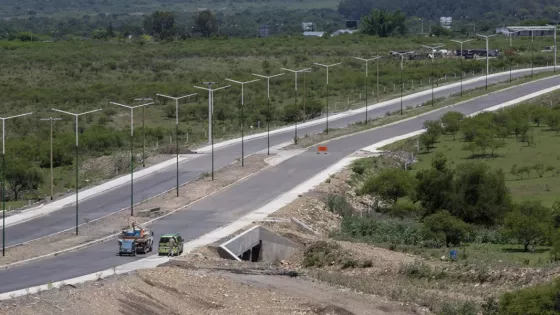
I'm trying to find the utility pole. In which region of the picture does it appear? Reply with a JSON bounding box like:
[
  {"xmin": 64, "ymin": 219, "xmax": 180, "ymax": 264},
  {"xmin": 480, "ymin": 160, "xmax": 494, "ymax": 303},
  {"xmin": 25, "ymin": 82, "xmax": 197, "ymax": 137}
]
[
  {"xmin": 313, "ymin": 62, "xmax": 341, "ymax": 134},
  {"xmin": 225, "ymin": 78, "xmax": 259, "ymax": 167},
  {"xmin": 155, "ymin": 93, "xmax": 197, "ymax": 196},
  {"xmin": 353, "ymin": 56, "xmax": 381, "ymax": 124},
  {"xmin": 450, "ymin": 39, "xmax": 473, "ymax": 97},
  {"xmin": 39, "ymin": 117, "xmax": 62, "ymax": 201},
  {"xmin": 1, "ymin": 112, "xmax": 32, "ymax": 257},
  {"xmin": 252, "ymin": 73, "xmax": 284, "ymax": 155},
  {"xmin": 193, "ymin": 83, "xmax": 230, "ymax": 180},
  {"xmin": 281, "ymin": 67, "xmax": 311, "ymax": 145},
  {"xmin": 421, "ymin": 44, "xmax": 444, "ymax": 104},
  {"xmin": 389, "ymin": 51, "xmax": 413, "ymax": 115},
  {"xmin": 51, "ymin": 108, "xmax": 101, "ymax": 235},
  {"xmin": 476, "ymin": 34, "xmax": 497, "ymax": 89}
]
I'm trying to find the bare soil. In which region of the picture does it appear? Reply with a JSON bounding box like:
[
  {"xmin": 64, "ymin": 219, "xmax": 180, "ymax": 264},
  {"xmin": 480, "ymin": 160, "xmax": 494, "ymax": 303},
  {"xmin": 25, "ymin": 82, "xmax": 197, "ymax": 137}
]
[{"xmin": 0, "ymin": 154, "xmax": 269, "ymax": 268}]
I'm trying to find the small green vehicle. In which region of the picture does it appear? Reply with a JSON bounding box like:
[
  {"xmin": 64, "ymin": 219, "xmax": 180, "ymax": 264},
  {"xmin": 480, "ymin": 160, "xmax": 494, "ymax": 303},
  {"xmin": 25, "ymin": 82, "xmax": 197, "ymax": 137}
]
[{"xmin": 158, "ymin": 233, "xmax": 184, "ymax": 256}]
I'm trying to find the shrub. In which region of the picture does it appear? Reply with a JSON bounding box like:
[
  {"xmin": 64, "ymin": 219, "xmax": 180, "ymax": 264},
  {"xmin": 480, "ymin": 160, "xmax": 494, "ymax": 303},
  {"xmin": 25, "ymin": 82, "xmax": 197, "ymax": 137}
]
[
  {"xmin": 325, "ymin": 194, "xmax": 354, "ymax": 217},
  {"xmin": 499, "ymin": 278, "xmax": 560, "ymax": 315},
  {"xmin": 423, "ymin": 211, "xmax": 472, "ymax": 247}
]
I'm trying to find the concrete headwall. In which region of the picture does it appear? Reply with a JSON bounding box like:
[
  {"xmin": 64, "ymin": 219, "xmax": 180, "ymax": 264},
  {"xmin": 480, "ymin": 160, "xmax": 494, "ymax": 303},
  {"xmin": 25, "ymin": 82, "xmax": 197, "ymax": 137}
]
[{"xmin": 218, "ymin": 225, "xmax": 300, "ymax": 263}]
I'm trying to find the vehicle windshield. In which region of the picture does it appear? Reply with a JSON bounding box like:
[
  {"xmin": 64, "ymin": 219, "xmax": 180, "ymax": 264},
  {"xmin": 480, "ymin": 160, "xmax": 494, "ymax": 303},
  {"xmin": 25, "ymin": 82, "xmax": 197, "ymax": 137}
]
[{"xmin": 159, "ymin": 237, "xmax": 170, "ymax": 244}]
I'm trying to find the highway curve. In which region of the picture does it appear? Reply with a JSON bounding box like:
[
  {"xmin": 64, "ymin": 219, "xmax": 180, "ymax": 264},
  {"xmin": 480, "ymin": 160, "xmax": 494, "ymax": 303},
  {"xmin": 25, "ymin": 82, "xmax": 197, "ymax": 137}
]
[{"xmin": 0, "ymin": 73, "xmax": 558, "ymax": 294}]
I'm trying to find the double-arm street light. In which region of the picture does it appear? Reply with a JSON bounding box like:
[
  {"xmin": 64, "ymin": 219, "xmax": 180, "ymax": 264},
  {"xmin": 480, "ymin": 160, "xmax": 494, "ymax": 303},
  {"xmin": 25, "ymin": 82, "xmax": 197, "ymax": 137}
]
[
  {"xmin": 133, "ymin": 97, "xmax": 153, "ymax": 167},
  {"xmin": 2, "ymin": 112, "xmax": 33, "ymax": 257},
  {"xmin": 353, "ymin": 56, "xmax": 382, "ymax": 124},
  {"xmin": 51, "ymin": 108, "xmax": 102, "ymax": 235},
  {"xmin": 193, "ymin": 83, "xmax": 230, "ymax": 180},
  {"xmin": 225, "ymin": 78, "xmax": 260, "ymax": 166},
  {"xmin": 389, "ymin": 51, "xmax": 413, "ymax": 115},
  {"xmin": 313, "ymin": 62, "xmax": 341, "ymax": 134},
  {"xmin": 155, "ymin": 93, "xmax": 197, "ymax": 196},
  {"xmin": 476, "ymin": 33, "xmax": 498, "ymax": 89},
  {"xmin": 450, "ymin": 39, "xmax": 473, "ymax": 96},
  {"xmin": 39, "ymin": 117, "xmax": 63, "ymax": 201},
  {"xmin": 281, "ymin": 67, "xmax": 311, "ymax": 145},
  {"xmin": 252, "ymin": 73, "xmax": 284, "ymax": 155},
  {"xmin": 109, "ymin": 101, "xmax": 153, "ymax": 216},
  {"xmin": 421, "ymin": 45, "xmax": 444, "ymax": 105},
  {"xmin": 501, "ymin": 31, "xmax": 520, "ymax": 82}
]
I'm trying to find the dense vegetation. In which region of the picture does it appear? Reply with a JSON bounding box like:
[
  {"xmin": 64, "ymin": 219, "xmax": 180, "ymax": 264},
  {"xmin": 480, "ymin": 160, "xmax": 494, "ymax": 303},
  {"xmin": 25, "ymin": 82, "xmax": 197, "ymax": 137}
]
[{"xmin": 3, "ymin": 0, "xmax": 560, "ymax": 39}]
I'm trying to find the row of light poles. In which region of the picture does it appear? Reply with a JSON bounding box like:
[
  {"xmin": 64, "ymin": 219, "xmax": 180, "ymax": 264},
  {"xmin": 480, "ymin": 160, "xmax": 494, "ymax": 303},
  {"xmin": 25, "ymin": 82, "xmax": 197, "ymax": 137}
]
[{"xmin": 4, "ymin": 31, "xmax": 558, "ymax": 256}]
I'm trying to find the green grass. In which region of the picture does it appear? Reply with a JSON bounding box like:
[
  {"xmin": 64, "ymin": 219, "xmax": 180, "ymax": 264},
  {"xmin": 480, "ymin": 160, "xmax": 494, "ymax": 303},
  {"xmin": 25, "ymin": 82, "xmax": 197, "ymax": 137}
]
[
  {"xmin": 409, "ymin": 129, "xmax": 560, "ymax": 206},
  {"xmin": 421, "ymin": 243, "xmax": 553, "ymax": 267}
]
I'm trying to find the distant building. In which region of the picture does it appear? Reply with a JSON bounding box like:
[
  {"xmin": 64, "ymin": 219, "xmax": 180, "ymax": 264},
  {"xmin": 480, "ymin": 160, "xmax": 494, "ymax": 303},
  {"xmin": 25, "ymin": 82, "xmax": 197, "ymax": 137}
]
[
  {"xmin": 258, "ymin": 24, "xmax": 270, "ymax": 38},
  {"xmin": 440, "ymin": 17, "xmax": 452, "ymax": 29},
  {"xmin": 303, "ymin": 31, "xmax": 325, "ymax": 37},
  {"xmin": 332, "ymin": 29, "xmax": 357, "ymax": 36},
  {"xmin": 496, "ymin": 25, "xmax": 556, "ymax": 36},
  {"xmin": 302, "ymin": 22, "xmax": 314, "ymax": 32}
]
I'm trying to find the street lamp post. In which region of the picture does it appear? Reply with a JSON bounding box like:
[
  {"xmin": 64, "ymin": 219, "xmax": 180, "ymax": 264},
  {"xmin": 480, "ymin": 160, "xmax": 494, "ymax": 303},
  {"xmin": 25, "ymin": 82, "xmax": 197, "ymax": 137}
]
[
  {"xmin": 313, "ymin": 62, "xmax": 341, "ymax": 134},
  {"xmin": 252, "ymin": 73, "xmax": 285, "ymax": 155},
  {"xmin": 501, "ymin": 31, "xmax": 520, "ymax": 83},
  {"xmin": 389, "ymin": 51, "xmax": 413, "ymax": 115},
  {"xmin": 353, "ymin": 56, "xmax": 382, "ymax": 124},
  {"xmin": 110, "ymin": 101, "xmax": 153, "ymax": 216},
  {"xmin": 225, "ymin": 78, "xmax": 260, "ymax": 166},
  {"xmin": 155, "ymin": 93, "xmax": 197, "ymax": 196},
  {"xmin": 133, "ymin": 97, "xmax": 153, "ymax": 168},
  {"xmin": 421, "ymin": 45, "xmax": 444, "ymax": 104},
  {"xmin": 281, "ymin": 67, "xmax": 311, "ymax": 145},
  {"xmin": 1, "ymin": 112, "xmax": 33, "ymax": 257},
  {"xmin": 450, "ymin": 40, "xmax": 473, "ymax": 97},
  {"xmin": 476, "ymin": 34, "xmax": 498, "ymax": 89},
  {"xmin": 51, "ymin": 108, "xmax": 101, "ymax": 235},
  {"xmin": 193, "ymin": 83, "xmax": 231, "ymax": 180},
  {"xmin": 39, "ymin": 117, "xmax": 62, "ymax": 201}
]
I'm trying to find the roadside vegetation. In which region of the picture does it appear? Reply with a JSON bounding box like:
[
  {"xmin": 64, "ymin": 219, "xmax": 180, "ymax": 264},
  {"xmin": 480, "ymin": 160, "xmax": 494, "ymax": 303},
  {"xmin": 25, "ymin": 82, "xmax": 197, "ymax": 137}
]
[
  {"xmin": 0, "ymin": 33, "xmax": 553, "ymax": 206},
  {"xmin": 316, "ymin": 101, "xmax": 560, "ymax": 313}
]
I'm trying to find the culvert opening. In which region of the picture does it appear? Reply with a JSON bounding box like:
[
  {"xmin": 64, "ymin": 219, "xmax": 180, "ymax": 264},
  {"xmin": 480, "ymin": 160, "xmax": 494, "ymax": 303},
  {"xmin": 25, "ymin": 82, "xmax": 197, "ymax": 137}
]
[{"xmin": 218, "ymin": 226, "xmax": 300, "ymax": 263}]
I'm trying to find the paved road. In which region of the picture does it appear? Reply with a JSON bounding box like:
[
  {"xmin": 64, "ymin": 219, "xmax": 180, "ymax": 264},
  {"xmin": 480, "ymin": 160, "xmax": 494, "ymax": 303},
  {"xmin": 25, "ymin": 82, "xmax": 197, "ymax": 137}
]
[
  {"xmin": 1, "ymin": 68, "xmax": 550, "ymax": 248},
  {"xmin": 0, "ymin": 73, "xmax": 558, "ymax": 294}
]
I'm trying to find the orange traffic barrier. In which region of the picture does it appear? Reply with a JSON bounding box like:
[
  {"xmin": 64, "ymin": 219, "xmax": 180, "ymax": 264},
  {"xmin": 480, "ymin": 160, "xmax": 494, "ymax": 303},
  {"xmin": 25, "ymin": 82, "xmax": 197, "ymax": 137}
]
[{"xmin": 317, "ymin": 146, "xmax": 328, "ymax": 154}]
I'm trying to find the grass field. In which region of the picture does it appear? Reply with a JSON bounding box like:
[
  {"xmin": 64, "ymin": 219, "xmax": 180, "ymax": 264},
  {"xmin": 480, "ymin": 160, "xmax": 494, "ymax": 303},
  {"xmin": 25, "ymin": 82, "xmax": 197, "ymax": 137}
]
[{"xmin": 406, "ymin": 128, "xmax": 560, "ymax": 206}]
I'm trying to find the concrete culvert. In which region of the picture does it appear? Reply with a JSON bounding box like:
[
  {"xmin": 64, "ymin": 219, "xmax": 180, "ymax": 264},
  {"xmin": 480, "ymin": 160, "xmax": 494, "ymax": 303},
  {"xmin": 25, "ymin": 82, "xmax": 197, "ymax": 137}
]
[{"xmin": 218, "ymin": 226, "xmax": 300, "ymax": 263}]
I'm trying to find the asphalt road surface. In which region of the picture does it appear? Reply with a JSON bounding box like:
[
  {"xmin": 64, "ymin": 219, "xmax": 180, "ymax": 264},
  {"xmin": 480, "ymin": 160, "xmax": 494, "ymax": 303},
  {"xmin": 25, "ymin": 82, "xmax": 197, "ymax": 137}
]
[
  {"xmin": 0, "ymin": 68, "xmax": 550, "ymax": 248},
  {"xmin": 0, "ymin": 73, "xmax": 558, "ymax": 294}
]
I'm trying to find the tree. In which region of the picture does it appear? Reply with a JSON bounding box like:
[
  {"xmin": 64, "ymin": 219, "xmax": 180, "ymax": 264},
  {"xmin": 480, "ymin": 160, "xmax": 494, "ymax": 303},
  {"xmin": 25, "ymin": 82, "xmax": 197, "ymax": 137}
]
[
  {"xmin": 441, "ymin": 111, "xmax": 464, "ymax": 139},
  {"xmin": 360, "ymin": 9, "xmax": 406, "ymax": 37},
  {"xmin": 530, "ymin": 106, "xmax": 548, "ymax": 127},
  {"xmin": 545, "ymin": 111, "xmax": 560, "ymax": 135},
  {"xmin": 452, "ymin": 162, "xmax": 510, "ymax": 225},
  {"xmin": 419, "ymin": 132, "xmax": 436, "ymax": 152},
  {"xmin": 552, "ymin": 200, "xmax": 560, "ymax": 228},
  {"xmin": 194, "ymin": 10, "xmax": 217, "ymax": 38},
  {"xmin": 502, "ymin": 200, "xmax": 551, "ymax": 251},
  {"xmin": 361, "ymin": 167, "xmax": 413, "ymax": 205},
  {"xmin": 144, "ymin": 11, "xmax": 175, "ymax": 40},
  {"xmin": 415, "ymin": 155, "xmax": 455, "ymax": 217},
  {"xmin": 423, "ymin": 210, "xmax": 471, "ymax": 247},
  {"xmin": 6, "ymin": 163, "xmax": 43, "ymax": 201}
]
